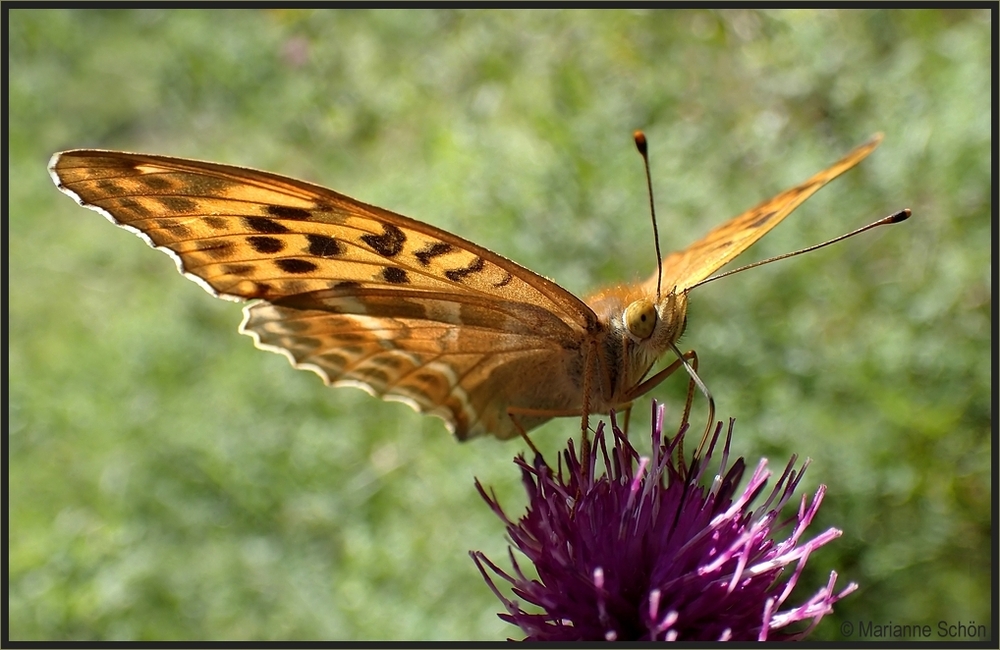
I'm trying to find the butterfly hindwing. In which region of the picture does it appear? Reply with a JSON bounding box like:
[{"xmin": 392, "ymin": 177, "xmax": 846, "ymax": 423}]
[{"xmin": 244, "ymin": 294, "xmax": 576, "ymax": 439}]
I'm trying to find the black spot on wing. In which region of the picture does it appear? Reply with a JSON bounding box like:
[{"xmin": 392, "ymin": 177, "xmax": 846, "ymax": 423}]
[
  {"xmin": 96, "ymin": 179, "xmax": 123, "ymax": 193},
  {"xmin": 295, "ymin": 336, "xmax": 322, "ymax": 350},
  {"xmin": 748, "ymin": 210, "xmax": 778, "ymax": 229},
  {"xmin": 276, "ymin": 258, "xmax": 319, "ymax": 274},
  {"xmin": 266, "ymin": 205, "xmax": 313, "ymax": 220},
  {"xmin": 117, "ymin": 198, "xmax": 151, "ymax": 218},
  {"xmin": 370, "ymin": 355, "xmax": 403, "ymax": 369},
  {"xmin": 318, "ymin": 352, "xmax": 349, "ymax": 370},
  {"xmin": 155, "ymin": 220, "xmax": 192, "ymax": 237},
  {"xmin": 247, "ymin": 236, "xmax": 285, "ymax": 254},
  {"xmin": 332, "ymin": 332, "xmax": 366, "ymax": 342},
  {"xmin": 381, "ymin": 267, "xmax": 409, "ymax": 284},
  {"xmin": 196, "ymin": 240, "xmax": 236, "ymax": 259},
  {"xmin": 243, "ymin": 216, "xmax": 290, "ymax": 234},
  {"xmin": 138, "ymin": 176, "xmax": 171, "ymax": 191},
  {"xmin": 355, "ymin": 367, "xmax": 391, "ymax": 386},
  {"xmin": 156, "ymin": 196, "xmax": 198, "ymax": 213},
  {"xmin": 414, "ymin": 242, "xmax": 453, "ymax": 266},
  {"xmin": 202, "ymin": 216, "xmax": 228, "ymax": 230},
  {"xmin": 223, "ymin": 264, "xmax": 255, "ymax": 277},
  {"xmin": 362, "ymin": 223, "xmax": 406, "ymax": 257},
  {"xmin": 415, "ymin": 372, "xmax": 445, "ymax": 390},
  {"xmin": 493, "ymin": 271, "xmax": 513, "ymax": 288},
  {"xmin": 276, "ymin": 320, "xmax": 310, "ymax": 332},
  {"xmin": 306, "ymin": 234, "xmax": 344, "ymax": 257},
  {"xmin": 445, "ymin": 257, "xmax": 485, "ymax": 282}
]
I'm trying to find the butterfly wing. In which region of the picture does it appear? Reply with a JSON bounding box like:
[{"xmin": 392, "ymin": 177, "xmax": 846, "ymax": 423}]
[
  {"xmin": 244, "ymin": 291, "xmax": 581, "ymax": 439},
  {"xmin": 655, "ymin": 134, "xmax": 883, "ymax": 293},
  {"xmin": 50, "ymin": 150, "xmax": 598, "ymax": 439}
]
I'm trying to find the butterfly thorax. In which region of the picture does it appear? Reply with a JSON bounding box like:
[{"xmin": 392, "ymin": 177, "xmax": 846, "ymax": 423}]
[{"xmin": 583, "ymin": 283, "xmax": 689, "ymax": 410}]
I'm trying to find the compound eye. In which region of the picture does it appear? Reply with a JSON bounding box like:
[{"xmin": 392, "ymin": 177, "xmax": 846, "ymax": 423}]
[{"xmin": 624, "ymin": 299, "xmax": 657, "ymax": 340}]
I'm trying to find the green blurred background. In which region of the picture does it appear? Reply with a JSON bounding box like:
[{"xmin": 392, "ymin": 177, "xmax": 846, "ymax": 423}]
[{"xmin": 9, "ymin": 9, "xmax": 991, "ymax": 641}]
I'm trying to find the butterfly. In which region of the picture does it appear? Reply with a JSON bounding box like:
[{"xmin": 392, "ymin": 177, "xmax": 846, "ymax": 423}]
[{"xmin": 49, "ymin": 133, "xmax": 894, "ymax": 442}]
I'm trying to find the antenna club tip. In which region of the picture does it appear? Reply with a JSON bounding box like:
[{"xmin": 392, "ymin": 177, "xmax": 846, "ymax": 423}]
[
  {"xmin": 889, "ymin": 208, "xmax": 912, "ymax": 223},
  {"xmin": 633, "ymin": 130, "xmax": 647, "ymax": 154}
]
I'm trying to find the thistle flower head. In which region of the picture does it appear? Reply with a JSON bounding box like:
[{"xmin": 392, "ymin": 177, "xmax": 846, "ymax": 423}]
[{"xmin": 471, "ymin": 403, "xmax": 856, "ymax": 641}]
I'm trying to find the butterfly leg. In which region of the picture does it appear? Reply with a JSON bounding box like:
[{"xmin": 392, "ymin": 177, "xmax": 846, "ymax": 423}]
[
  {"xmin": 674, "ymin": 360, "xmax": 702, "ymax": 465},
  {"xmin": 623, "ymin": 349, "xmax": 714, "ymax": 458},
  {"xmin": 579, "ymin": 338, "xmax": 600, "ymax": 445},
  {"xmin": 619, "ymin": 404, "xmax": 634, "ymax": 438},
  {"xmin": 623, "ymin": 349, "xmax": 697, "ymax": 401},
  {"xmin": 506, "ymin": 405, "xmax": 600, "ymax": 456},
  {"xmin": 505, "ymin": 410, "xmax": 544, "ymax": 458}
]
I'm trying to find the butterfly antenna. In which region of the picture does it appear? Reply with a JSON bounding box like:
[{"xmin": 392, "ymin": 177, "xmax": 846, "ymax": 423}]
[
  {"xmin": 634, "ymin": 131, "xmax": 663, "ymax": 301},
  {"xmin": 690, "ymin": 209, "xmax": 911, "ymax": 290}
]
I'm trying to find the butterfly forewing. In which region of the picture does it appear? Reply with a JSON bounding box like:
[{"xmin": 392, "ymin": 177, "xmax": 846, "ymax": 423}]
[
  {"xmin": 50, "ymin": 151, "xmax": 596, "ymax": 327},
  {"xmin": 655, "ymin": 133, "xmax": 883, "ymax": 292}
]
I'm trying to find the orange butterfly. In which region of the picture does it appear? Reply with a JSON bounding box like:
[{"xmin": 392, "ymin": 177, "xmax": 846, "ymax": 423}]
[{"xmin": 49, "ymin": 134, "xmax": 904, "ymax": 442}]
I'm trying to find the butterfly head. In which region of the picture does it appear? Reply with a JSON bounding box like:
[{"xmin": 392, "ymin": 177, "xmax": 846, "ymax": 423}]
[
  {"xmin": 623, "ymin": 290, "xmax": 688, "ymax": 351},
  {"xmin": 587, "ymin": 282, "xmax": 689, "ymax": 364}
]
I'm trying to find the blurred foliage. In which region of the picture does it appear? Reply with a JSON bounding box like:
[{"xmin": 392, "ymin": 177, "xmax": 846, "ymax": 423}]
[{"xmin": 9, "ymin": 8, "xmax": 991, "ymax": 641}]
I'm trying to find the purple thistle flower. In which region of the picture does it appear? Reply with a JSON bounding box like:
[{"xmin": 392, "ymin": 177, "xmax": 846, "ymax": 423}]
[{"xmin": 471, "ymin": 402, "xmax": 857, "ymax": 641}]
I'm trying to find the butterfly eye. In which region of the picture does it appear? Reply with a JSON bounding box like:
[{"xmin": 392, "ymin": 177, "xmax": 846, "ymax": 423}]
[{"xmin": 624, "ymin": 299, "xmax": 657, "ymax": 340}]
